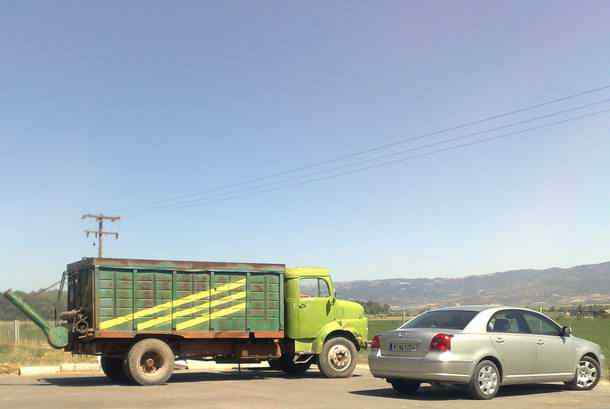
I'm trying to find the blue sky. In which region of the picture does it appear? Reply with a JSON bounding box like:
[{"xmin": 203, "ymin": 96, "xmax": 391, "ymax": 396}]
[{"xmin": 1, "ymin": 1, "xmax": 609, "ymax": 290}]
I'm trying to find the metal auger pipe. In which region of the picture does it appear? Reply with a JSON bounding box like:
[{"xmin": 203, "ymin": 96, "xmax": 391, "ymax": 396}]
[{"xmin": 3, "ymin": 289, "xmax": 69, "ymax": 349}]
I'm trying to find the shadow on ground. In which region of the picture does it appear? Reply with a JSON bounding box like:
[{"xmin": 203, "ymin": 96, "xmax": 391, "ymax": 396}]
[
  {"xmin": 350, "ymin": 383, "xmax": 567, "ymax": 401},
  {"xmin": 39, "ymin": 367, "xmax": 360, "ymax": 387}
]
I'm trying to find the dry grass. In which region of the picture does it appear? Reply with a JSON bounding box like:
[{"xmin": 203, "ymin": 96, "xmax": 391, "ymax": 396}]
[{"xmin": 0, "ymin": 344, "xmax": 96, "ymax": 369}]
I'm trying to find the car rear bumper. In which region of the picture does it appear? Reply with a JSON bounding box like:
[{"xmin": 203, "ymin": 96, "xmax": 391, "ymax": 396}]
[{"xmin": 368, "ymin": 349, "xmax": 475, "ymax": 384}]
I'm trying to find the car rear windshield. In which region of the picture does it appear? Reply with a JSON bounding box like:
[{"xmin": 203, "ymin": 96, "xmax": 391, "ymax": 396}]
[{"xmin": 401, "ymin": 310, "xmax": 478, "ymax": 330}]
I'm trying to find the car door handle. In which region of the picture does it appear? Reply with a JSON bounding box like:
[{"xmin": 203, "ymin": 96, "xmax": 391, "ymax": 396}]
[
  {"xmin": 536, "ymin": 339, "xmax": 545, "ymax": 345},
  {"xmin": 298, "ymin": 303, "xmax": 307, "ymax": 309},
  {"xmin": 494, "ymin": 337, "xmax": 505, "ymax": 343}
]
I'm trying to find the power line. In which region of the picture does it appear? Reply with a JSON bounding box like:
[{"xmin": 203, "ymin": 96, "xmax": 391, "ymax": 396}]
[
  {"xmin": 164, "ymin": 108, "xmax": 610, "ymax": 210},
  {"xmin": 82, "ymin": 214, "xmax": 121, "ymax": 258},
  {"xmin": 150, "ymin": 84, "xmax": 610, "ymax": 208},
  {"xmin": 155, "ymin": 98, "xmax": 610, "ymax": 209}
]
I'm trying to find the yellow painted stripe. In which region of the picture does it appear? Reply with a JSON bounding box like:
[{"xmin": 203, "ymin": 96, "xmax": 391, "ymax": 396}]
[
  {"xmin": 175, "ymin": 303, "xmax": 246, "ymax": 330},
  {"xmin": 136, "ymin": 291, "xmax": 246, "ymax": 330},
  {"xmin": 99, "ymin": 279, "xmax": 245, "ymax": 330}
]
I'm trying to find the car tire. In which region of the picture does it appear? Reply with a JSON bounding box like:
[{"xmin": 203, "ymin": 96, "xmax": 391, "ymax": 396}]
[
  {"xmin": 100, "ymin": 356, "xmax": 129, "ymax": 383},
  {"xmin": 126, "ymin": 338, "xmax": 175, "ymax": 386},
  {"xmin": 388, "ymin": 379, "xmax": 420, "ymax": 395},
  {"xmin": 469, "ymin": 360, "xmax": 501, "ymax": 400},
  {"xmin": 318, "ymin": 336, "xmax": 357, "ymax": 378},
  {"xmin": 565, "ymin": 356, "xmax": 601, "ymax": 391}
]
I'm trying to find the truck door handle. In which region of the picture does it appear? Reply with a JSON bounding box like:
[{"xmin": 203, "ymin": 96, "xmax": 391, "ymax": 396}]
[
  {"xmin": 495, "ymin": 337, "xmax": 504, "ymax": 343},
  {"xmin": 298, "ymin": 303, "xmax": 307, "ymax": 309}
]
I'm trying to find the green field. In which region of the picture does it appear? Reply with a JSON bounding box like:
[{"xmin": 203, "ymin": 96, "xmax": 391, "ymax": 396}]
[
  {"xmin": 366, "ymin": 317, "xmax": 610, "ymax": 374},
  {"xmin": 368, "ymin": 319, "xmax": 403, "ymax": 339}
]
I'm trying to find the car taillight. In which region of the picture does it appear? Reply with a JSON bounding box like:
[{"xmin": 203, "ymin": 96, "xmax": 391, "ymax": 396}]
[
  {"xmin": 430, "ymin": 333, "xmax": 452, "ymax": 352},
  {"xmin": 370, "ymin": 335, "xmax": 381, "ymax": 349}
]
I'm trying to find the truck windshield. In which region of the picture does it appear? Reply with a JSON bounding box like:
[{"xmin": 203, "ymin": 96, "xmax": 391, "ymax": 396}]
[{"xmin": 400, "ymin": 310, "xmax": 478, "ymax": 330}]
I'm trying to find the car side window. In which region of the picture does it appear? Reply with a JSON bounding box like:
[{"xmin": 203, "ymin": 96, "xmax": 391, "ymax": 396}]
[
  {"xmin": 522, "ymin": 311, "xmax": 561, "ymax": 336},
  {"xmin": 487, "ymin": 310, "xmax": 530, "ymax": 334},
  {"xmin": 299, "ymin": 278, "xmax": 330, "ymax": 298}
]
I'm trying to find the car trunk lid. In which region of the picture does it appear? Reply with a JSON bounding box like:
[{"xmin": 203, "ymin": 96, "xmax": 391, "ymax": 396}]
[{"xmin": 380, "ymin": 328, "xmax": 463, "ymax": 357}]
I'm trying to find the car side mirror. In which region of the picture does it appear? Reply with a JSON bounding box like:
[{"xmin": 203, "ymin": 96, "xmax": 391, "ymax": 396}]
[{"xmin": 561, "ymin": 326, "xmax": 572, "ymax": 337}]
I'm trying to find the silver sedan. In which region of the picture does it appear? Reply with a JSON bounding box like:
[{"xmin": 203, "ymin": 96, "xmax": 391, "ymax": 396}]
[{"xmin": 368, "ymin": 306, "xmax": 606, "ymax": 399}]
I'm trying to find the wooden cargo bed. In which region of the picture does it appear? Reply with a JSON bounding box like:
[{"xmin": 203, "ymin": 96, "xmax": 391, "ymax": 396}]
[{"xmin": 67, "ymin": 258, "xmax": 285, "ymax": 340}]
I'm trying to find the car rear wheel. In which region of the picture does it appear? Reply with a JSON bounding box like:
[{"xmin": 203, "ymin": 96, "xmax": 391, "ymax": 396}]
[
  {"xmin": 566, "ymin": 356, "xmax": 601, "ymax": 391},
  {"xmin": 126, "ymin": 338, "xmax": 175, "ymax": 386},
  {"xmin": 388, "ymin": 379, "xmax": 420, "ymax": 395},
  {"xmin": 469, "ymin": 360, "xmax": 500, "ymax": 400}
]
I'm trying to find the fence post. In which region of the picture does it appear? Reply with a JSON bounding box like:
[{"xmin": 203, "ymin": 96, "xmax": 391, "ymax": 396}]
[{"xmin": 13, "ymin": 320, "xmax": 20, "ymax": 345}]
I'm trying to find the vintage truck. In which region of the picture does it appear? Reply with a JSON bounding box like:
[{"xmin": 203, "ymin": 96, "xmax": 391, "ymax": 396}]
[{"xmin": 4, "ymin": 257, "xmax": 367, "ymax": 385}]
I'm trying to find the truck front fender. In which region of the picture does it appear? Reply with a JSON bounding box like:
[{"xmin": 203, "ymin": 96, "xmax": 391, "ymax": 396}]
[{"xmin": 312, "ymin": 319, "xmax": 367, "ymax": 354}]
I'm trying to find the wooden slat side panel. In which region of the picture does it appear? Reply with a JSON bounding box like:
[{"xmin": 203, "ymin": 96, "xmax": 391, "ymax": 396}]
[{"xmin": 93, "ymin": 267, "xmax": 283, "ymax": 335}]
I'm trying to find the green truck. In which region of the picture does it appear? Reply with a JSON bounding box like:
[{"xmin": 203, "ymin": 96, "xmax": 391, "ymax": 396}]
[{"xmin": 4, "ymin": 257, "xmax": 367, "ymax": 385}]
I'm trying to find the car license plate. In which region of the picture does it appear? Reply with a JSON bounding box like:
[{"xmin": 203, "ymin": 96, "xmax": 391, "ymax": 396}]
[{"xmin": 389, "ymin": 342, "xmax": 418, "ymax": 353}]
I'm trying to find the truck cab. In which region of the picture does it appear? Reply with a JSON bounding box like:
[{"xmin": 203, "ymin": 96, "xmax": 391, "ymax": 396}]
[{"xmin": 278, "ymin": 267, "xmax": 368, "ymax": 377}]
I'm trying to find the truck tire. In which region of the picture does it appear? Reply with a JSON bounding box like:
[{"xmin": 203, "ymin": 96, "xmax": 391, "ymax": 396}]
[
  {"xmin": 279, "ymin": 355, "xmax": 313, "ymax": 375},
  {"xmin": 267, "ymin": 359, "xmax": 282, "ymax": 370},
  {"xmin": 126, "ymin": 338, "xmax": 175, "ymax": 386},
  {"xmin": 101, "ymin": 356, "xmax": 129, "ymax": 383},
  {"xmin": 318, "ymin": 336, "xmax": 357, "ymax": 378}
]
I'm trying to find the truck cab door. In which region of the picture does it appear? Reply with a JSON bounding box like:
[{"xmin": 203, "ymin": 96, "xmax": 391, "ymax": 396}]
[{"xmin": 295, "ymin": 277, "xmax": 334, "ymax": 339}]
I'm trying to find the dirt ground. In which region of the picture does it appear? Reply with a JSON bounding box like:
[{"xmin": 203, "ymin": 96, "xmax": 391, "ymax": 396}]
[{"xmin": 0, "ymin": 365, "xmax": 609, "ymax": 409}]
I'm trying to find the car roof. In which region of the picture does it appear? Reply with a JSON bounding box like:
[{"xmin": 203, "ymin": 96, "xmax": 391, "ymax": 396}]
[
  {"xmin": 429, "ymin": 305, "xmax": 500, "ymax": 312},
  {"xmin": 429, "ymin": 305, "xmax": 550, "ymax": 315},
  {"xmin": 407, "ymin": 306, "xmax": 562, "ymax": 333}
]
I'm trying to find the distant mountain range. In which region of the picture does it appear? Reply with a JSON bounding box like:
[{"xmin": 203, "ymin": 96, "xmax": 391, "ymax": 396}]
[{"xmin": 335, "ymin": 261, "xmax": 610, "ymax": 308}]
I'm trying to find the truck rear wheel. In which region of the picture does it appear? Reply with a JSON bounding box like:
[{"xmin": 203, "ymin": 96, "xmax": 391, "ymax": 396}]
[
  {"xmin": 101, "ymin": 356, "xmax": 129, "ymax": 383},
  {"xmin": 318, "ymin": 336, "xmax": 357, "ymax": 378},
  {"xmin": 267, "ymin": 359, "xmax": 282, "ymax": 370},
  {"xmin": 274, "ymin": 355, "xmax": 312, "ymax": 375},
  {"xmin": 126, "ymin": 338, "xmax": 175, "ymax": 386}
]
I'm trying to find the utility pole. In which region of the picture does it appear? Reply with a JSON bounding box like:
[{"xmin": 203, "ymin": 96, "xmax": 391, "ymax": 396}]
[{"xmin": 82, "ymin": 214, "xmax": 121, "ymax": 258}]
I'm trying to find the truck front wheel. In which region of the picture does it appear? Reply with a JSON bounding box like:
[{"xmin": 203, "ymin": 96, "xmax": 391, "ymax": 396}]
[
  {"xmin": 318, "ymin": 336, "xmax": 357, "ymax": 378},
  {"xmin": 100, "ymin": 356, "xmax": 129, "ymax": 383},
  {"xmin": 126, "ymin": 338, "xmax": 175, "ymax": 386}
]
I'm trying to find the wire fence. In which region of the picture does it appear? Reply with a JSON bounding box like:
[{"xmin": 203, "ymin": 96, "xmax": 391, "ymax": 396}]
[{"xmin": 0, "ymin": 321, "xmax": 48, "ymax": 346}]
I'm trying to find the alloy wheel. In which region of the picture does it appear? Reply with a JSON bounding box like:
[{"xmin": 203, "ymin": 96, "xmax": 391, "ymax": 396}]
[
  {"xmin": 576, "ymin": 359, "xmax": 598, "ymax": 389},
  {"xmin": 478, "ymin": 364, "xmax": 499, "ymax": 397}
]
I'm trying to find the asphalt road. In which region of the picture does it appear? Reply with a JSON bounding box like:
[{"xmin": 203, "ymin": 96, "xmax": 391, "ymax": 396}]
[{"xmin": 1, "ymin": 365, "xmax": 609, "ymax": 409}]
